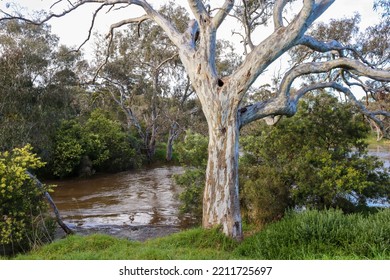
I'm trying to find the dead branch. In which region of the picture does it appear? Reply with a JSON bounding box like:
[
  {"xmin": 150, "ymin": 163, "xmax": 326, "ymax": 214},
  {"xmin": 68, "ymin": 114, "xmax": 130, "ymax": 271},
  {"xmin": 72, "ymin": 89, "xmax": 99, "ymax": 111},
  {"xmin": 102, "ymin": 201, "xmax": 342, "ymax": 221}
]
[{"xmin": 26, "ymin": 171, "xmax": 73, "ymax": 235}]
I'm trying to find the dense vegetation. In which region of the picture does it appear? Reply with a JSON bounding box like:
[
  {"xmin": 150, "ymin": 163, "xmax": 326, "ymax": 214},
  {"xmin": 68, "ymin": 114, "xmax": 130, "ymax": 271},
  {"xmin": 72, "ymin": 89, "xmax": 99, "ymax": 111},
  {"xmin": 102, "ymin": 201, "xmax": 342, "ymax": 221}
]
[
  {"xmin": 5, "ymin": 209, "xmax": 389, "ymax": 260},
  {"xmin": 51, "ymin": 109, "xmax": 142, "ymax": 178}
]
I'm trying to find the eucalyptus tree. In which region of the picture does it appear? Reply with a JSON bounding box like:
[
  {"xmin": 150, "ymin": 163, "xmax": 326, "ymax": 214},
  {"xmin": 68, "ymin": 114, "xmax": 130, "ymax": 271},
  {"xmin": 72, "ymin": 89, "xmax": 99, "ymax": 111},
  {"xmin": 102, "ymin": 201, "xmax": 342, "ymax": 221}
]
[
  {"xmin": 3, "ymin": 0, "xmax": 389, "ymax": 240},
  {"xmin": 94, "ymin": 4, "xmax": 188, "ymax": 161}
]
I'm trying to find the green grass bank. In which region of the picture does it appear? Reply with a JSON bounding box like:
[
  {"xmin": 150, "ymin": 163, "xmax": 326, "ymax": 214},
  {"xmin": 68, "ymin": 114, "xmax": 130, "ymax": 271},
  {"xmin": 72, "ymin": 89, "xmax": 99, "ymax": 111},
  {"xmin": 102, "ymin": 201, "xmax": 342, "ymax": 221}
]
[{"xmin": 4, "ymin": 209, "xmax": 389, "ymax": 260}]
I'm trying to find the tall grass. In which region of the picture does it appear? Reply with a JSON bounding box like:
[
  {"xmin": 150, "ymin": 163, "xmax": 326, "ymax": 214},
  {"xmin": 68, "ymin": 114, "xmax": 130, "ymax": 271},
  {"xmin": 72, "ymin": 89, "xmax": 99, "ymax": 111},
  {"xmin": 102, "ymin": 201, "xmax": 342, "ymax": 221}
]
[
  {"xmin": 235, "ymin": 209, "xmax": 390, "ymax": 259},
  {"xmin": 7, "ymin": 209, "xmax": 390, "ymax": 260}
]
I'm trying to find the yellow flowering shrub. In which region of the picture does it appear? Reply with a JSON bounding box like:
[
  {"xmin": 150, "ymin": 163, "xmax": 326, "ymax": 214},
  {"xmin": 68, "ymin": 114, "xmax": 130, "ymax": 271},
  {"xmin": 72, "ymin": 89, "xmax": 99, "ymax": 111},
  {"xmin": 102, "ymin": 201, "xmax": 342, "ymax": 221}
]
[{"xmin": 0, "ymin": 145, "xmax": 53, "ymax": 253}]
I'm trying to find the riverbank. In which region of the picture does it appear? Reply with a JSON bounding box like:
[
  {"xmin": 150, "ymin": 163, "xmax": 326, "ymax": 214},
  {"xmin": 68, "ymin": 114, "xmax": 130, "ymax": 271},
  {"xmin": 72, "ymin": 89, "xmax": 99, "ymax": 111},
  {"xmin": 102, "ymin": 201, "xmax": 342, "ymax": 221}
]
[
  {"xmin": 6, "ymin": 209, "xmax": 390, "ymax": 260},
  {"xmin": 54, "ymin": 224, "xmax": 181, "ymax": 242}
]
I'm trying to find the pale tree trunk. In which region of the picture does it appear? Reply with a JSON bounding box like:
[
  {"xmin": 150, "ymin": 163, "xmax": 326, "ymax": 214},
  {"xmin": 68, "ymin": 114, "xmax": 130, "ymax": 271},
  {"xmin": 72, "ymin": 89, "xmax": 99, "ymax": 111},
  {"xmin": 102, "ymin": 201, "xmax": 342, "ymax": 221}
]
[
  {"xmin": 166, "ymin": 137, "xmax": 174, "ymax": 161},
  {"xmin": 166, "ymin": 121, "xmax": 179, "ymax": 161},
  {"xmin": 202, "ymin": 107, "xmax": 242, "ymax": 240},
  {"xmin": 148, "ymin": 84, "xmax": 158, "ymax": 161}
]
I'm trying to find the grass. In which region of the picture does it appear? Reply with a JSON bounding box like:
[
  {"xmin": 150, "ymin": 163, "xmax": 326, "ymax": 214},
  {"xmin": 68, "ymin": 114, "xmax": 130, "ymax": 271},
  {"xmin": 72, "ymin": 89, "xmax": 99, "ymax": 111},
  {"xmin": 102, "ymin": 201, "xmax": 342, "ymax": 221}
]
[
  {"xmin": 4, "ymin": 209, "xmax": 389, "ymax": 260},
  {"xmin": 7, "ymin": 228, "xmax": 237, "ymax": 260},
  {"xmin": 235, "ymin": 209, "xmax": 390, "ymax": 259}
]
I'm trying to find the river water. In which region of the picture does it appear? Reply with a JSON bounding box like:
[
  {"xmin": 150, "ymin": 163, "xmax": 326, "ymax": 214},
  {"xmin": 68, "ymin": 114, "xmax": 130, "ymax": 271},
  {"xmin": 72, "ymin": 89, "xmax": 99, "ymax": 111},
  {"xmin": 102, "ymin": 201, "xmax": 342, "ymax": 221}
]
[
  {"xmin": 50, "ymin": 147, "xmax": 389, "ymax": 240},
  {"xmin": 50, "ymin": 165, "xmax": 196, "ymax": 240},
  {"xmin": 367, "ymin": 145, "xmax": 390, "ymax": 169}
]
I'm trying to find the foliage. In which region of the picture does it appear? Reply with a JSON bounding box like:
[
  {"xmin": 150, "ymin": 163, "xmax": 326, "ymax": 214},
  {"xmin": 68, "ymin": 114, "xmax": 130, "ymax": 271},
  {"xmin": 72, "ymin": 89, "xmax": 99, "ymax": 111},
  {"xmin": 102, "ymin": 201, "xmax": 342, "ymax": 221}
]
[
  {"xmin": 175, "ymin": 130, "xmax": 208, "ymax": 168},
  {"xmin": 374, "ymin": 0, "xmax": 390, "ymax": 17},
  {"xmin": 174, "ymin": 131, "xmax": 208, "ymax": 222},
  {"xmin": 289, "ymin": 10, "xmax": 389, "ymax": 139},
  {"xmin": 52, "ymin": 109, "xmax": 142, "ymax": 178},
  {"xmin": 175, "ymin": 168, "xmax": 206, "ymax": 222},
  {"xmin": 0, "ymin": 145, "xmax": 54, "ymax": 255},
  {"xmin": 153, "ymin": 141, "xmax": 180, "ymax": 163},
  {"xmin": 10, "ymin": 209, "xmax": 390, "ymax": 260},
  {"xmin": 0, "ymin": 20, "xmax": 85, "ymax": 157},
  {"xmin": 240, "ymin": 93, "xmax": 390, "ymax": 225}
]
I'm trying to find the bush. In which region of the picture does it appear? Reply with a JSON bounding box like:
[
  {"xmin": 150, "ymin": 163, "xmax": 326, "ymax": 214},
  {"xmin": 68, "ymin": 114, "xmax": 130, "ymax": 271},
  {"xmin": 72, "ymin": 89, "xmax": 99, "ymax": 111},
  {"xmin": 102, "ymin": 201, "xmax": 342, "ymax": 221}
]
[
  {"xmin": 51, "ymin": 109, "xmax": 142, "ymax": 178},
  {"xmin": 0, "ymin": 145, "xmax": 55, "ymax": 256},
  {"xmin": 175, "ymin": 130, "xmax": 208, "ymax": 168},
  {"xmin": 239, "ymin": 164, "xmax": 290, "ymax": 225}
]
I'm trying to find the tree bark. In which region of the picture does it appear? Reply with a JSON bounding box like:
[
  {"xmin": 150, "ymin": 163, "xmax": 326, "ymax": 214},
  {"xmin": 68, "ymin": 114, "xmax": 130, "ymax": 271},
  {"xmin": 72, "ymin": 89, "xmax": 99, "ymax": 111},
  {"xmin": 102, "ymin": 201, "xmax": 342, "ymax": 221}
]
[{"xmin": 203, "ymin": 112, "xmax": 242, "ymax": 240}]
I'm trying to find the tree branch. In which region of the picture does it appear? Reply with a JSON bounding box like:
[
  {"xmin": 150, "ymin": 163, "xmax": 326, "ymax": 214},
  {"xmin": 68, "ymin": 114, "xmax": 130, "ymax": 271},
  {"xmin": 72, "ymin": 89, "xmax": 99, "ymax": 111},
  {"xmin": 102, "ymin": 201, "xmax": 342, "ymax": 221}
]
[
  {"xmin": 26, "ymin": 171, "xmax": 73, "ymax": 235},
  {"xmin": 130, "ymin": 1, "xmax": 183, "ymax": 48},
  {"xmin": 240, "ymin": 56, "xmax": 390, "ymax": 129},
  {"xmin": 241, "ymin": 0, "xmax": 255, "ymax": 51},
  {"xmin": 297, "ymin": 35, "xmax": 344, "ymax": 52},
  {"xmin": 106, "ymin": 15, "xmax": 150, "ymax": 39},
  {"xmin": 76, "ymin": 4, "xmax": 106, "ymax": 52},
  {"xmin": 187, "ymin": 0, "xmax": 210, "ymax": 23},
  {"xmin": 232, "ymin": 0, "xmax": 335, "ymax": 98},
  {"xmin": 297, "ymin": 35, "xmax": 373, "ymax": 65},
  {"xmin": 280, "ymin": 58, "xmax": 390, "ymax": 103},
  {"xmin": 273, "ymin": 0, "xmax": 289, "ymax": 29},
  {"xmin": 239, "ymin": 97, "xmax": 296, "ymax": 128},
  {"xmin": 212, "ymin": 0, "xmax": 234, "ymax": 29},
  {"xmin": 1, "ymin": 0, "xmax": 183, "ymax": 48},
  {"xmin": 1, "ymin": 0, "xmax": 128, "ymax": 24},
  {"xmin": 156, "ymin": 53, "xmax": 179, "ymax": 72}
]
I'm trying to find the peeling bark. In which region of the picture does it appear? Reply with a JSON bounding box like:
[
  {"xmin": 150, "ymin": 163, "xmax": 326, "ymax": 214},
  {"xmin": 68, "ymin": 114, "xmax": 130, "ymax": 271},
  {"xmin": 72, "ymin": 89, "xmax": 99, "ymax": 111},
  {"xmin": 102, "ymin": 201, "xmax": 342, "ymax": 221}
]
[{"xmin": 203, "ymin": 110, "xmax": 242, "ymax": 240}]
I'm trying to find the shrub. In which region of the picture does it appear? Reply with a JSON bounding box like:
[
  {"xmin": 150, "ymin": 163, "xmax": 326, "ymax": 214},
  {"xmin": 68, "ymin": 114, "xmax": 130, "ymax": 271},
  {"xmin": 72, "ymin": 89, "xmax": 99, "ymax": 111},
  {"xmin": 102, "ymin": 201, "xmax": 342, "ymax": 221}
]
[
  {"xmin": 51, "ymin": 109, "xmax": 142, "ymax": 178},
  {"xmin": 175, "ymin": 130, "xmax": 208, "ymax": 168},
  {"xmin": 0, "ymin": 145, "xmax": 54, "ymax": 256}
]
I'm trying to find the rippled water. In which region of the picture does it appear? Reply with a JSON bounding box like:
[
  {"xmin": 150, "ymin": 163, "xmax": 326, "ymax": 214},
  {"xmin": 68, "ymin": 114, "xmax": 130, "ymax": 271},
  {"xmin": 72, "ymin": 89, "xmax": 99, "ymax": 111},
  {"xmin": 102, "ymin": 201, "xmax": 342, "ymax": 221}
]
[{"xmin": 50, "ymin": 165, "xmax": 195, "ymax": 237}]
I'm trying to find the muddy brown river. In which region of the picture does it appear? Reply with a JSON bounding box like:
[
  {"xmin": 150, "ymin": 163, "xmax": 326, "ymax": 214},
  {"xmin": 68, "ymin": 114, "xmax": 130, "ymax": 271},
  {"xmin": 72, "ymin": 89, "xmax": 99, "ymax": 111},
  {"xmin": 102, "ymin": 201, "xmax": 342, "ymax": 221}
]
[{"xmin": 50, "ymin": 165, "xmax": 196, "ymax": 241}]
